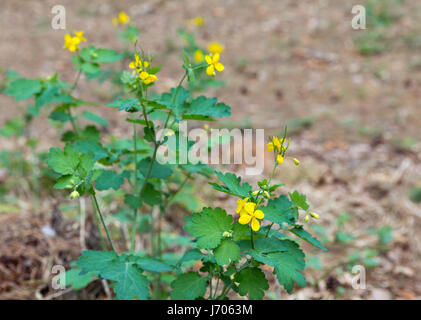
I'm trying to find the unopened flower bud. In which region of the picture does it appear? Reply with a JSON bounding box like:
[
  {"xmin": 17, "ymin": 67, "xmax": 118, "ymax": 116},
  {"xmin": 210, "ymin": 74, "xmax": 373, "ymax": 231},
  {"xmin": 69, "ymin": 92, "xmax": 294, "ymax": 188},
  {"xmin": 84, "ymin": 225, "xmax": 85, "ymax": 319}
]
[
  {"xmin": 69, "ymin": 190, "xmax": 80, "ymax": 199},
  {"xmin": 304, "ymin": 215, "xmax": 309, "ymax": 222},
  {"xmin": 276, "ymin": 154, "xmax": 284, "ymax": 165},
  {"xmin": 264, "ymin": 191, "xmax": 270, "ymax": 199},
  {"xmin": 204, "ymin": 124, "xmax": 209, "ymax": 131},
  {"xmin": 222, "ymin": 231, "xmax": 232, "ymax": 238},
  {"xmin": 70, "ymin": 179, "xmax": 75, "ymax": 185},
  {"xmin": 65, "ymin": 185, "xmax": 72, "ymax": 189},
  {"xmin": 309, "ymin": 212, "xmax": 319, "ymax": 219},
  {"xmin": 252, "ymin": 190, "xmax": 259, "ymax": 196},
  {"xmin": 293, "ymin": 158, "xmax": 300, "ymax": 166}
]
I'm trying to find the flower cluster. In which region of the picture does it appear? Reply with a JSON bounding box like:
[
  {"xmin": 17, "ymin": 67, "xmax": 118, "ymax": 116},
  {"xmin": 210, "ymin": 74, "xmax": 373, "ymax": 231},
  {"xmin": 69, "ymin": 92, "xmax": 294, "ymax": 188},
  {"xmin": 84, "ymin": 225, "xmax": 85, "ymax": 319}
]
[
  {"xmin": 129, "ymin": 53, "xmax": 158, "ymax": 85},
  {"xmin": 236, "ymin": 197, "xmax": 264, "ymax": 231},
  {"xmin": 266, "ymin": 135, "xmax": 299, "ymax": 166},
  {"xmin": 112, "ymin": 11, "xmax": 130, "ymax": 26},
  {"xmin": 63, "ymin": 30, "xmax": 87, "ymax": 52}
]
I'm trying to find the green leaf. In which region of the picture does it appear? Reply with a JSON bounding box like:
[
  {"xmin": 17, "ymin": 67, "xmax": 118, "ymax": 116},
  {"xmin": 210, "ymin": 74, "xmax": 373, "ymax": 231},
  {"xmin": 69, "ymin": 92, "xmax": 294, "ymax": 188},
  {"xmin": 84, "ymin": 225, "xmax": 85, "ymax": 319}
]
[
  {"xmin": 156, "ymin": 86, "xmax": 190, "ymax": 120},
  {"xmin": 289, "ymin": 226, "xmax": 327, "ymax": 251},
  {"xmin": 234, "ymin": 267, "xmax": 269, "ymax": 300},
  {"xmin": 209, "ymin": 171, "xmax": 252, "ymax": 198},
  {"xmin": 53, "ymin": 175, "xmax": 80, "ymax": 189},
  {"xmin": 289, "ymin": 191, "xmax": 310, "ymax": 211},
  {"xmin": 184, "ymin": 96, "xmax": 231, "ymax": 118},
  {"xmin": 106, "ymin": 99, "xmax": 141, "ymax": 112},
  {"xmin": 5, "ymin": 78, "xmax": 42, "ymax": 101},
  {"xmin": 135, "ymin": 257, "xmax": 172, "ymax": 273},
  {"xmin": 138, "ymin": 158, "xmax": 173, "ymax": 179},
  {"xmin": 74, "ymin": 140, "xmax": 108, "ymax": 160},
  {"xmin": 263, "ymin": 195, "xmax": 297, "ymax": 226},
  {"xmin": 105, "ymin": 261, "xmax": 150, "ymax": 300},
  {"xmin": 176, "ymin": 249, "xmax": 204, "ymax": 267},
  {"xmin": 214, "ymin": 239, "xmax": 241, "ymax": 266},
  {"xmin": 185, "ymin": 207, "xmax": 233, "ymax": 249},
  {"xmin": 47, "ymin": 144, "xmax": 80, "ymax": 175},
  {"xmin": 61, "ymin": 268, "xmax": 97, "ymax": 290},
  {"xmin": 35, "ymin": 86, "xmax": 73, "ymax": 108},
  {"xmin": 170, "ymin": 272, "xmax": 207, "ymax": 300},
  {"xmin": 232, "ymin": 222, "xmax": 250, "ymax": 241},
  {"xmin": 141, "ymin": 184, "xmax": 161, "ymax": 206},
  {"xmin": 82, "ymin": 111, "xmax": 108, "ymax": 126},
  {"xmin": 95, "ymin": 170, "xmax": 126, "ymax": 191},
  {"xmin": 253, "ymin": 236, "xmax": 290, "ymax": 253},
  {"xmin": 124, "ymin": 194, "xmax": 143, "ymax": 210},
  {"xmin": 49, "ymin": 109, "xmax": 73, "ymax": 122},
  {"xmin": 77, "ymin": 250, "xmax": 118, "ymax": 272},
  {"xmin": 76, "ymin": 251, "xmax": 150, "ymax": 300},
  {"xmin": 251, "ymin": 240, "xmax": 306, "ymax": 293},
  {"xmin": 79, "ymin": 47, "xmax": 123, "ymax": 63}
]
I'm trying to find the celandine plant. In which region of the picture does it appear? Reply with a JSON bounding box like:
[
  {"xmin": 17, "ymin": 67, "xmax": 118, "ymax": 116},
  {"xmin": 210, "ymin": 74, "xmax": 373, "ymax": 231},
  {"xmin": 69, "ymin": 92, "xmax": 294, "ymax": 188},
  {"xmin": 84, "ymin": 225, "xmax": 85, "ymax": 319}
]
[{"xmin": 1, "ymin": 14, "xmax": 326, "ymax": 300}]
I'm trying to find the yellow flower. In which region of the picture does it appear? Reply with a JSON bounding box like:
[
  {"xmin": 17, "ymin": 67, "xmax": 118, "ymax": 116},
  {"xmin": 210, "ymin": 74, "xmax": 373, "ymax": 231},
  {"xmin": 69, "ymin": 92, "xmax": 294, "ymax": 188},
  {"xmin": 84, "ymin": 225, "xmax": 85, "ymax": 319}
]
[
  {"xmin": 276, "ymin": 154, "xmax": 284, "ymax": 165},
  {"xmin": 74, "ymin": 30, "xmax": 87, "ymax": 42},
  {"xmin": 208, "ymin": 41, "xmax": 225, "ymax": 54},
  {"xmin": 236, "ymin": 197, "xmax": 249, "ymax": 214},
  {"xmin": 139, "ymin": 71, "xmax": 158, "ymax": 85},
  {"xmin": 119, "ymin": 11, "xmax": 130, "ymax": 24},
  {"xmin": 112, "ymin": 11, "xmax": 130, "ymax": 25},
  {"xmin": 63, "ymin": 34, "xmax": 81, "ymax": 52},
  {"xmin": 238, "ymin": 202, "xmax": 264, "ymax": 231},
  {"xmin": 129, "ymin": 54, "xmax": 149, "ymax": 72},
  {"xmin": 194, "ymin": 50, "xmax": 204, "ymax": 63},
  {"xmin": 205, "ymin": 53, "xmax": 224, "ymax": 76},
  {"xmin": 267, "ymin": 136, "xmax": 282, "ymax": 153},
  {"xmin": 187, "ymin": 16, "xmax": 204, "ymax": 27}
]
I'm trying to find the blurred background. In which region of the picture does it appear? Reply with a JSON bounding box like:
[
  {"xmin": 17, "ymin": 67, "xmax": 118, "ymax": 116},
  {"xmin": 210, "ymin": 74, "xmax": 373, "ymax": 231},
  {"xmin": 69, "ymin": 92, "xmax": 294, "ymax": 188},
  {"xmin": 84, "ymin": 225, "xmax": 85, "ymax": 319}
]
[{"xmin": 0, "ymin": 0, "xmax": 420, "ymax": 299}]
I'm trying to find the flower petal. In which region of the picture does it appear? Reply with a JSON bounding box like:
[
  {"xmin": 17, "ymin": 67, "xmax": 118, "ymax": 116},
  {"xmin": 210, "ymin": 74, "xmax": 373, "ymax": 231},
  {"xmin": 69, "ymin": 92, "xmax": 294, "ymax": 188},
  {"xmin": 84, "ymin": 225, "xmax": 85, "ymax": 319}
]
[
  {"xmin": 205, "ymin": 55, "xmax": 213, "ymax": 65},
  {"xmin": 212, "ymin": 53, "xmax": 220, "ymax": 63},
  {"xmin": 239, "ymin": 213, "xmax": 252, "ymax": 225},
  {"xmin": 239, "ymin": 209, "xmax": 248, "ymax": 216},
  {"xmin": 251, "ymin": 217, "xmax": 260, "ymax": 231},
  {"xmin": 267, "ymin": 142, "xmax": 274, "ymax": 152},
  {"xmin": 244, "ymin": 202, "xmax": 256, "ymax": 214},
  {"xmin": 215, "ymin": 62, "xmax": 224, "ymax": 72},
  {"xmin": 206, "ymin": 65, "xmax": 215, "ymax": 76},
  {"xmin": 139, "ymin": 71, "xmax": 149, "ymax": 80},
  {"xmin": 276, "ymin": 154, "xmax": 284, "ymax": 165},
  {"xmin": 254, "ymin": 210, "xmax": 264, "ymax": 220}
]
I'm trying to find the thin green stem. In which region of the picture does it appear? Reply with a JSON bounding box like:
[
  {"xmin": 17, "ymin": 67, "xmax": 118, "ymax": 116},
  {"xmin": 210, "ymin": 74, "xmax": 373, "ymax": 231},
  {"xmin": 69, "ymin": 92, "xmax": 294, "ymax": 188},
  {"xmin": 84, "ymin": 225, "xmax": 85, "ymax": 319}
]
[
  {"xmin": 209, "ymin": 272, "xmax": 213, "ymax": 300},
  {"xmin": 213, "ymin": 277, "xmax": 220, "ymax": 299},
  {"xmin": 250, "ymin": 225, "xmax": 255, "ymax": 249},
  {"xmin": 265, "ymin": 222, "xmax": 274, "ymax": 237},
  {"xmin": 92, "ymin": 194, "xmax": 116, "ymax": 252},
  {"xmin": 167, "ymin": 173, "xmax": 191, "ymax": 206},
  {"xmin": 91, "ymin": 200, "xmax": 107, "ymax": 250},
  {"xmin": 130, "ymin": 112, "xmax": 139, "ymax": 253}
]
